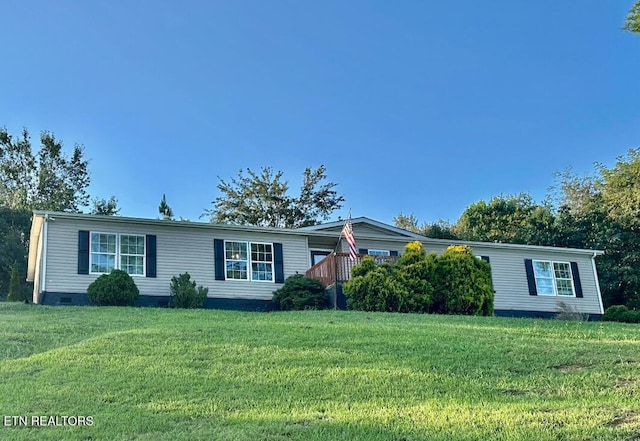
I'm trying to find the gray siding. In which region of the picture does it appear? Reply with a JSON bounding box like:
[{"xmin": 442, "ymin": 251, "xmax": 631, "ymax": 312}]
[{"xmin": 44, "ymin": 218, "xmax": 309, "ymax": 301}]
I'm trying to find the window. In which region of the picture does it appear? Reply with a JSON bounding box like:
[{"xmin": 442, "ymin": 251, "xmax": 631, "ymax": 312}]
[
  {"xmin": 251, "ymin": 243, "xmax": 273, "ymax": 281},
  {"xmin": 532, "ymin": 260, "xmax": 575, "ymax": 297},
  {"xmin": 225, "ymin": 241, "xmax": 248, "ymax": 280},
  {"xmin": 90, "ymin": 233, "xmax": 145, "ymax": 276},
  {"xmin": 225, "ymin": 241, "xmax": 274, "ymax": 281},
  {"xmin": 90, "ymin": 233, "xmax": 116, "ymax": 273},
  {"xmin": 368, "ymin": 249, "xmax": 390, "ymax": 256},
  {"xmin": 120, "ymin": 235, "xmax": 145, "ymax": 276}
]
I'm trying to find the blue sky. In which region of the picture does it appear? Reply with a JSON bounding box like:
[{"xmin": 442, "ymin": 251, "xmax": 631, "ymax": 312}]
[{"xmin": 1, "ymin": 1, "xmax": 638, "ymax": 226}]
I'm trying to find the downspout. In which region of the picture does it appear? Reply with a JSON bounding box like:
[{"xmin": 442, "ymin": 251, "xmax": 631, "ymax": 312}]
[{"xmin": 591, "ymin": 252, "xmax": 604, "ymax": 315}]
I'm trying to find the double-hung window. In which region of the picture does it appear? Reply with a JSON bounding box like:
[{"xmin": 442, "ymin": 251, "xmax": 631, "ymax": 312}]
[
  {"xmin": 90, "ymin": 233, "xmax": 116, "ymax": 274},
  {"xmin": 532, "ymin": 260, "xmax": 575, "ymax": 297},
  {"xmin": 90, "ymin": 233, "xmax": 145, "ymax": 276},
  {"xmin": 225, "ymin": 241, "xmax": 274, "ymax": 282}
]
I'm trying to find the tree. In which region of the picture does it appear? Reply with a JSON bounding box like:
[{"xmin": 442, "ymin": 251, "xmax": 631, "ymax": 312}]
[
  {"xmin": 624, "ymin": 1, "xmax": 640, "ymax": 33},
  {"xmin": 206, "ymin": 165, "xmax": 344, "ymax": 228},
  {"xmin": 455, "ymin": 193, "xmax": 556, "ymax": 246},
  {"xmin": 91, "ymin": 196, "xmax": 120, "ymax": 215},
  {"xmin": 158, "ymin": 194, "xmax": 174, "ymax": 220},
  {"xmin": 0, "ymin": 127, "xmax": 90, "ymax": 212},
  {"xmin": 394, "ymin": 213, "xmax": 458, "ymax": 239},
  {"xmin": 0, "ymin": 208, "xmax": 32, "ymax": 298}
]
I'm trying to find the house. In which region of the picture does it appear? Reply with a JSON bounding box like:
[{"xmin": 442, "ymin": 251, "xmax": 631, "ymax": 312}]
[{"xmin": 26, "ymin": 211, "xmax": 605, "ymax": 318}]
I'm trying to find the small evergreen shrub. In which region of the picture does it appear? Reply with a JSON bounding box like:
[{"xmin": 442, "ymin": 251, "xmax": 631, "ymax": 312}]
[
  {"xmin": 273, "ymin": 274, "xmax": 328, "ymax": 310},
  {"xmin": 87, "ymin": 269, "xmax": 139, "ymax": 306},
  {"xmin": 169, "ymin": 272, "xmax": 208, "ymax": 308},
  {"xmin": 603, "ymin": 305, "xmax": 640, "ymax": 323},
  {"xmin": 6, "ymin": 262, "xmax": 26, "ymax": 302},
  {"xmin": 345, "ymin": 251, "xmax": 435, "ymax": 313},
  {"xmin": 432, "ymin": 245, "xmax": 494, "ymax": 316},
  {"xmin": 603, "ymin": 305, "xmax": 629, "ymax": 321}
]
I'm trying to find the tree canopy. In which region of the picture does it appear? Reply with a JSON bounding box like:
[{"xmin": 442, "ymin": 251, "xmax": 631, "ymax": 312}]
[
  {"xmin": 91, "ymin": 196, "xmax": 120, "ymax": 215},
  {"xmin": 624, "ymin": 1, "xmax": 640, "ymax": 33},
  {"xmin": 0, "ymin": 127, "xmax": 90, "ymax": 212},
  {"xmin": 206, "ymin": 165, "xmax": 344, "ymax": 228}
]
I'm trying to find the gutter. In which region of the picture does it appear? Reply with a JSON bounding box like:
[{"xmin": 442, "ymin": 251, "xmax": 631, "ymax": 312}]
[{"xmin": 41, "ymin": 214, "xmax": 50, "ymax": 296}]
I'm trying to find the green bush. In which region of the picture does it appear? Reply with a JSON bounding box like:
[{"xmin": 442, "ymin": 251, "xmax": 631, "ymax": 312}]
[
  {"xmin": 432, "ymin": 245, "xmax": 494, "ymax": 316},
  {"xmin": 87, "ymin": 269, "xmax": 139, "ymax": 306},
  {"xmin": 345, "ymin": 253, "xmax": 435, "ymax": 313},
  {"xmin": 621, "ymin": 310, "xmax": 640, "ymax": 323},
  {"xmin": 272, "ymin": 274, "xmax": 328, "ymax": 310},
  {"xmin": 344, "ymin": 242, "xmax": 494, "ymax": 316},
  {"xmin": 603, "ymin": 305, "xmax": 640, "ymax": 323},
  {"xmin": 169, "ymin": 272, "xmax": 208, "ymax": 308}
]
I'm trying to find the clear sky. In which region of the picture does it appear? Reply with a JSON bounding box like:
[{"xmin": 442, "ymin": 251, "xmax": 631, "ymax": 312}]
[{"xmin": 1, "ymin": 1, "xmax": 638, "ymax": 226}]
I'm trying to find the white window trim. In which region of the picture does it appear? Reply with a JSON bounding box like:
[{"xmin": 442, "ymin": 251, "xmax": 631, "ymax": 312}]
[
  {"xmin": 89, "ymin": 232, "xmax": 146, "ymax": 277},
  {"xmin": 532, "ymin": 259, "xmax": 576, "ymax": 297},
  {"xmin": 368, "ymin": 249, "xmax": 391, "ymax": 256},
  {"xmin": 224, "ymin": 240, "xmax": 275, "ymax": 283}
]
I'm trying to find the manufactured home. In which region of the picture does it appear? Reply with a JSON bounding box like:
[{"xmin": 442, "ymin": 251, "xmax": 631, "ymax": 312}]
[{"xmin": 27, "ymin": 212, "xmax": 605, "ymax": 318}]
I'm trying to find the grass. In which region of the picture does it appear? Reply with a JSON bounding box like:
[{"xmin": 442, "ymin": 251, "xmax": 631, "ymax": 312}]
[{"xmin": 0, "ymin": 303, "xmax": 639, "ymax": 440}]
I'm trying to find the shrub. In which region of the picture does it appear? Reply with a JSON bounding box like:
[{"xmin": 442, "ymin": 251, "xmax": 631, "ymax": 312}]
[
  {"xmin": 344, "ymin": 243, "xmax": 494, "ymax": 316},
  {"xmin": 344, "ymin": 246, "xmax": 436, "ymax": 314},
  {"xmin": 603, "ymin": 305, "xmax": 629, "ymax": 321},
  {"xmin": 87, "ymin": 269, "xmax": 139, "ymax": 306},
  {"xmin": 273, "ymin": 274, "xmax": 328, "ymax": 310},
  {"xmin": 621, "ymin": 310, "xmax": 640, "ymax": 323},
  {"xmin": 431, "ymin": 246, "xmax": 494, "ymax": 316},
  {"xmin": 6, "ymin": 262, "xmax": 27, "ymax": 302},
  {"xmin": 169, "ymin": 272, "xmax": 208, "ymax": 308}
]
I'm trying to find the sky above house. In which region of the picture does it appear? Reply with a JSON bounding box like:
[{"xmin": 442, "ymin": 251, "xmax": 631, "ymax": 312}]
[{"xmin": 1, "ymin": 1, "xmax": 639, "ymax": 226}]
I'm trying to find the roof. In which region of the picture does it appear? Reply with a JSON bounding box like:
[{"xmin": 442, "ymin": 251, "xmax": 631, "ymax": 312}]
[{"xmin": 29, "ymin": 211, "xmax": 605, "ymax": 256}]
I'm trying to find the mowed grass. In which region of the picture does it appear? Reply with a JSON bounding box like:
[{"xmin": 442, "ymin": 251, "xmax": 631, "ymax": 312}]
[{"xmin": 0, "ymin": 303, "xmax": 639, "ymax": 441}]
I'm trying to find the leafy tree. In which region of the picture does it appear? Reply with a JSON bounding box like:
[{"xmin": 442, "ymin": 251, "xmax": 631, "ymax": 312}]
[
  {"xmin": 0, "ymin": 127, "xmax": 90, "ymax": 212},
  {"xmin": 624, "ymin": 1, "xmax": 640, "ymax": 33},
  {"xmin": 394, "ymin": 213, "xmax": 458, "ymax": 239},
  {"xmin": 455, "ymin": 193, "xmax": 556, "ymax": 245},
  {"xmin": 0, "ymin": 208, "xmax": 31, "ymax": 298},
  {"xmin": 158, "ymin": 194, "xmax": 174, "ymax": 220},
  {"xmin": 206, "ymin": 166, "xmax": 344, "ymax": 228},
  {"xmin": 91, "ymin": 196, "xmax": 120, "ymax": 215}
]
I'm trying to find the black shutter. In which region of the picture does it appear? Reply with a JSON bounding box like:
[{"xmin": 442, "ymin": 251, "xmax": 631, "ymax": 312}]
[
  {"xmin": 524, "ymin": 259, "xmax": 537, "ymax": 296},
  {"xmin": 146, "ymin": 235, "xmax": 157, "ymax": 278},
  {"xmin": 390, "ymin": 250, "xmax": 398, "ymax": 257},
  {"xmin": 570, "ymin": 261, "xmax": 583, "ymax": 298},
  {"xmin": 480, "ymin": 256, "xmax": 490, "ymax": 263},
  {"xmin": 78, "ymin": 231, "xmax": 90, "ymax": 274},
  {"xmin": 274, "ymin": 243, "xmax": 284, "ymax": 283},
  {"xmin": 358, "ymin": 248, "xmax": 368, "ymax": 255},
  {"xmin": 214, "ymin": 239, "xmax": 225, "ymax": 281}
]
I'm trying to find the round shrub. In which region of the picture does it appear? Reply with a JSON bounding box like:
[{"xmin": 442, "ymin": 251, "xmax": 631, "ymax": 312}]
[
  {"xmin": 272, "ymin": 274, "xmax": 328, "ymax": 310},
  {"xmin": 432, "ymin": 245, "xmax": 494, "ymax": 316},
  {"xmin": 344, "ymin": 249, "xmax": 435, "ymax": 313},
  {"xmin": 603, "ymin": 305, "xmax": 629, "ymax": 321},
  {"xmin": 169, "ymin": 272, "xmax": 208, "ymax": 308},
  {"xmin": 87, "ymin": 269, "xmax": 139, "ymax": 306}
]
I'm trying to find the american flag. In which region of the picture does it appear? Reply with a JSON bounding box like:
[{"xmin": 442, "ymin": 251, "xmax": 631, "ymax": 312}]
[{"xmin": 341, "ymin": 218, "xmax": 357, "ymax": 261}]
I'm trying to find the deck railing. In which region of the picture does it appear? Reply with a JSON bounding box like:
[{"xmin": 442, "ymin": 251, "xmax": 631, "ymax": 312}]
[{"xmin": 305, "ymin": 253, "xmax": 396, "ymax": 287}]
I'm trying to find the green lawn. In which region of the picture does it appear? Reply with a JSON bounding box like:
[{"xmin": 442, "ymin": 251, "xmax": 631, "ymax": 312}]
[{"xmin": 0, "ymin": 303, "xmax": 638, "ymax": 441}]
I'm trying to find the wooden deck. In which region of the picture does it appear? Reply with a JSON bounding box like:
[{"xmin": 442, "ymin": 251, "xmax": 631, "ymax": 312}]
[{"xmin": 305, "ymin": 253, "xmax": 396, "ymax": 287}]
